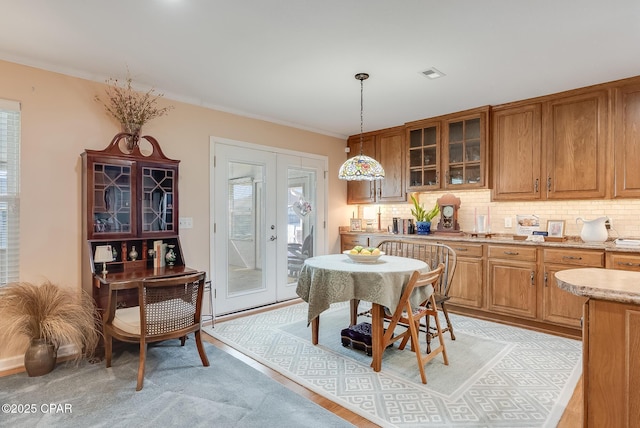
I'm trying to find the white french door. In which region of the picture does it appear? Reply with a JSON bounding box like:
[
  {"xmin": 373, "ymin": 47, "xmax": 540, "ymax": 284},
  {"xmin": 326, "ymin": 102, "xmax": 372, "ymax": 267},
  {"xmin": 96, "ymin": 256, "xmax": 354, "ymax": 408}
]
[{"xmin": 211, "ymin": 138, "xmax": 326, "ymax": 315}]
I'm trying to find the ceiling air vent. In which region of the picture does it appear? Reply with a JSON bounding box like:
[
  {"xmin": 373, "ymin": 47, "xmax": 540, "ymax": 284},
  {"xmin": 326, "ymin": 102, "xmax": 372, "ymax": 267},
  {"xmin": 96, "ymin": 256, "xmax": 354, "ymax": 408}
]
[{"xmin": 421, "ymin": 67, "xmax": 445, "ymax": 80}]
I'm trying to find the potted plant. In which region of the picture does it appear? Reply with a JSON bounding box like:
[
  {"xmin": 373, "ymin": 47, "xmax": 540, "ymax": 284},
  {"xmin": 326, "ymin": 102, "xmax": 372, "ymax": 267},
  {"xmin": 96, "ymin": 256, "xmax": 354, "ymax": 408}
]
[
  {"xmin": 410, "ymin": 193, "xmax": 439, "ymax": 235},
  {"xmin": 0, "ymin": 281, "xmax": 100, "ymax": 377}
]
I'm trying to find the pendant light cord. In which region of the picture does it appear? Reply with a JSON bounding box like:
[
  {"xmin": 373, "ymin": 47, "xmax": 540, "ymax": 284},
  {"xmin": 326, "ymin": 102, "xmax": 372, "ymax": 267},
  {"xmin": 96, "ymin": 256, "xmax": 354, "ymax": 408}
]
[
  {"xmin": 354, "ymin": 72, "xmax": 369, "ymax": 156},
  {"xmin": 359, "ymin": 76, "xmax": 364, "ymax": 155}
]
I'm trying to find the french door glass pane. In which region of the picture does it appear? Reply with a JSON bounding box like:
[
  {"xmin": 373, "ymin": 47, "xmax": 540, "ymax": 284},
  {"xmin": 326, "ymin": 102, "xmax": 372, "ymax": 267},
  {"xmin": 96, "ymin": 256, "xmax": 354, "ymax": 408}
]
[
  {"xmin": 286, "ymin": 166, "xmax": 316, "ymax": 284},
  {"xmin": 227, "ymin": 162, "xmax": 265, "ymax": 295}
]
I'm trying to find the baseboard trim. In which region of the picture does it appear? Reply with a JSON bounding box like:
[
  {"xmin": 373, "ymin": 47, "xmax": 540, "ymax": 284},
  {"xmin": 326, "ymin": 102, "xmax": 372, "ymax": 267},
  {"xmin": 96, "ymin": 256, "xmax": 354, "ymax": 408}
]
[{"xmin": 0, "ymin": 344, "xmax": 78, "ymax": 376}]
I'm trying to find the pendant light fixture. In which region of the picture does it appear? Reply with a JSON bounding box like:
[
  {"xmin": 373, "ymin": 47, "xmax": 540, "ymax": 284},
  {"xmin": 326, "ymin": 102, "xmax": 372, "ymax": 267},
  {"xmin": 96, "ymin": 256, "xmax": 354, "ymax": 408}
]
[{"xmin": 338, "ymin": 73, "xmax": 385, "ymax": 181}]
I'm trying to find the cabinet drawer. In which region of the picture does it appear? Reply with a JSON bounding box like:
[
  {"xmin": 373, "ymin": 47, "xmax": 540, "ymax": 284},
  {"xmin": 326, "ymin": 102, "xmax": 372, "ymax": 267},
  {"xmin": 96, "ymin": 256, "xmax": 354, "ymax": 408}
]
[
  {"xmin": 488, "ymin": 245, "xmax": 537, "ymax": 261},
  {"xmin": 607, "ymin": 253, "xmax": 640, "ymax": 272},
  {"xmin": 341, "ymin": 235, "xmax": 369, "ymax": 251},
  {"xmin": 544, "ymin": 248, "xmax": 604, "ymax": 267},
  {"xmin": 447, "ymin": 242, "xmax": 484, "ymax": 258}
]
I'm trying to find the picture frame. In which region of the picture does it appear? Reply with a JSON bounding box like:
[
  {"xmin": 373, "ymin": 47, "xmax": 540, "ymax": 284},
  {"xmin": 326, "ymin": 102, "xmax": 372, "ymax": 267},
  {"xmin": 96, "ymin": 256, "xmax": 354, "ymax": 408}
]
[
  {"xmin": 547, "ymin": 220, "xmax": 565, "ymax": 237},
  {"xmin": 350, "ymin": 218, "xmax": 362, "ymax": 232}
]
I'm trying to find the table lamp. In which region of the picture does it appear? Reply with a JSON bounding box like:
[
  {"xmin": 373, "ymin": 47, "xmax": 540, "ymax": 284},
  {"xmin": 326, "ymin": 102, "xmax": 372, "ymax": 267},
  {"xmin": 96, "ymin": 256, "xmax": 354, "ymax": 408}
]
[{"xmin": 94, "ymin": 245, "xmax": 113, "ymax": 276}]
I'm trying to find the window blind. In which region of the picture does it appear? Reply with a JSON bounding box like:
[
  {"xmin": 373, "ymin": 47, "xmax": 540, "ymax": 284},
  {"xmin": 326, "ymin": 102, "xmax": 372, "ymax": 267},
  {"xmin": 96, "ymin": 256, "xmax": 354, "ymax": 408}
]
[{"xmin": 0, "ymin": 99, "xmax": 20, "ymax": 285}]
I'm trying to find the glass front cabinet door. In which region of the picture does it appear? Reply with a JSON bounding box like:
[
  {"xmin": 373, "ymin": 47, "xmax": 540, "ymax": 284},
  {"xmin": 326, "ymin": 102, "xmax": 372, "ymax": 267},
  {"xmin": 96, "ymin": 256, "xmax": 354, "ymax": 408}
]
[{"xmin": 82, "ymin": 140, "xmax": 180, "ymax": 240}]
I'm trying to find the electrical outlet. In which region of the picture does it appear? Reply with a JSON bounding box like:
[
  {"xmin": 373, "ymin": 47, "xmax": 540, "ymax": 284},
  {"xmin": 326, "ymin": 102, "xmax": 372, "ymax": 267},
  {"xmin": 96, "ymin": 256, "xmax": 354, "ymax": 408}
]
[
  {"xmin": 179, "ymin": 217, "xmax": 193, "ymax": 229},
  {"xmin": 605, "ymin": 219, "xmax": 611, "ymax": 230},
  {"xmin": 504, "ymin": 217, "xmax": 512, "ymax": 228}
]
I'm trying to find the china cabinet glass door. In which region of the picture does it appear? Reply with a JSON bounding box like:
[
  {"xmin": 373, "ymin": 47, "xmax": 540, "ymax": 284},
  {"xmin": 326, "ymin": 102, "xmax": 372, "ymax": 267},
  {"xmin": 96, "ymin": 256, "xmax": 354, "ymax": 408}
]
[
  {"xmin": 141, "ymin": 166, "xmax": 176, "ymax": 234},
  {"xmin": 91, "ymin": 162, "xmax": 134, "ymax": 237}
]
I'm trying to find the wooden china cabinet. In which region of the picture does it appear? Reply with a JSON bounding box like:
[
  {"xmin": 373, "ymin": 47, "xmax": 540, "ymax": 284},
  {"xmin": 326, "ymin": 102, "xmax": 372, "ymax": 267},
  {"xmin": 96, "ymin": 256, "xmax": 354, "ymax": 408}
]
[{"xmin": 81, "ymin": 133, "xmax": 197, "ymax": 314}]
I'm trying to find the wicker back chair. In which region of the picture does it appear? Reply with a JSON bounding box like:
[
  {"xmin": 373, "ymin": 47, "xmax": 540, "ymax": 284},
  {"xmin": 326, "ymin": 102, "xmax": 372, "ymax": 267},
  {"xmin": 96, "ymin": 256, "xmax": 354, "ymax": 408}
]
[
  {"xmin": 103, "ymin": 272, "xmax": 210, "ymax": 390},
  {"xmin": 355, "ymin": 240, "xmax": 457, "ymax": 353}
]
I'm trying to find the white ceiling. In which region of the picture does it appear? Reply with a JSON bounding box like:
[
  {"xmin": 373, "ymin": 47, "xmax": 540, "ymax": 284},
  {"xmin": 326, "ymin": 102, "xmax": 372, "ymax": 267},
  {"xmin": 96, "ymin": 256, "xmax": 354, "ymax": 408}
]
[{"xmin": 1, "ymin": 0, "xmax": 639, "ymax": 138}]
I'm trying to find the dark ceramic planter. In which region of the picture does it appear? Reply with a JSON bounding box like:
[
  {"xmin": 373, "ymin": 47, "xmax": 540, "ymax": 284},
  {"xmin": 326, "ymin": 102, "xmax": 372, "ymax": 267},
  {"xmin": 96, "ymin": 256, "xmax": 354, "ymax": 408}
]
[{"xmin": 24, "ymin": 338, "xmax": 57, "ymax": 377}]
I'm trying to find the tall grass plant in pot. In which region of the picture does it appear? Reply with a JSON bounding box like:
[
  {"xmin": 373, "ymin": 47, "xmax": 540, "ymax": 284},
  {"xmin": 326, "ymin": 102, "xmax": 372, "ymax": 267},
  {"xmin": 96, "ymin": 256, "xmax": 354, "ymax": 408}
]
[
  {"xmin": 410, "ymin": 194, "xmax": 440, "ymax": 235},
  {"xmin": 0, "ymin": 281, "xmax": 100, "ymax": 376}
]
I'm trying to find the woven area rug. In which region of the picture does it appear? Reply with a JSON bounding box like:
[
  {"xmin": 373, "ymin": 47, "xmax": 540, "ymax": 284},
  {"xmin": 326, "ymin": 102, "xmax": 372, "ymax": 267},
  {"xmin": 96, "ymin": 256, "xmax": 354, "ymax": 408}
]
[{"xmin": 205, "ymin": 302, "xmax": 582, "ymax": 428}]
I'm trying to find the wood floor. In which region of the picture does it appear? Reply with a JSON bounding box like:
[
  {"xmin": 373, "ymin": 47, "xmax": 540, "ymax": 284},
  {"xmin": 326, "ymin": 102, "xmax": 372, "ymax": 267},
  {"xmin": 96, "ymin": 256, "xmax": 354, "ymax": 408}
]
[{"xmin": 206, "ymin": 302, "xmax": 583, "ymax": 428}]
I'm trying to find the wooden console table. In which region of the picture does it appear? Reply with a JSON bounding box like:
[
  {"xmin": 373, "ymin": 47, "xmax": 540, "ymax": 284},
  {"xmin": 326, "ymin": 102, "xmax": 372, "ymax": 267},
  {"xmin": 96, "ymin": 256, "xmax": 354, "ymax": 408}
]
[{"xmin": 555, "ymin": 268, "xmax": 640, "ymax": 428}]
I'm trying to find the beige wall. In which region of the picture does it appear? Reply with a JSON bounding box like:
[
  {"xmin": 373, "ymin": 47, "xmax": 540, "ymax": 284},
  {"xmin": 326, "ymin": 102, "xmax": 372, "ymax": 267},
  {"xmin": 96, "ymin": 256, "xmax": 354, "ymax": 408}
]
[{"xmin": 0, "ymin": 60, "xmax": 349, "ymax": 361}]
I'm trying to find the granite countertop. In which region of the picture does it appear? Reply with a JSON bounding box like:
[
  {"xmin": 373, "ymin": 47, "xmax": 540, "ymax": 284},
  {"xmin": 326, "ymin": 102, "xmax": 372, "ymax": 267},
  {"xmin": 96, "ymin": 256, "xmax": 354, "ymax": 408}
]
[
  {"xmin": 339, "ymin": 228, "xmax": 640, "ymax": 254},
  {"xmin": 555, "ymin": 268, "xmax": 640, "ymax": 304}
]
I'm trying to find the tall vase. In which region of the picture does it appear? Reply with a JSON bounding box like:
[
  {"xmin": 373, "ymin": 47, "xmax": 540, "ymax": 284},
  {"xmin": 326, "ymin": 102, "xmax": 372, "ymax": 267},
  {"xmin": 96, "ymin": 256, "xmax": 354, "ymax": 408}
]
[
  {"xmin": 121, "ymin": 122, "xmax": 142, "ymax": 151},
  {"xmin": 416, "ymin": 221, "xmax": 431, "ymax": 235},
  {"xmin": 24, "ymin": 338, "xmax": 57, "ymax": 377}
]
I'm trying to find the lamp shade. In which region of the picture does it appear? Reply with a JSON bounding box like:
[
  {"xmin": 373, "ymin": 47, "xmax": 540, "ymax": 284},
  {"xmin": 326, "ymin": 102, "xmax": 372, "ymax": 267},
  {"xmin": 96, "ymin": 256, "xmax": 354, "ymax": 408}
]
[{"xmin": 338, "ymin": 154, "xmax": 385, "ymax": 181}]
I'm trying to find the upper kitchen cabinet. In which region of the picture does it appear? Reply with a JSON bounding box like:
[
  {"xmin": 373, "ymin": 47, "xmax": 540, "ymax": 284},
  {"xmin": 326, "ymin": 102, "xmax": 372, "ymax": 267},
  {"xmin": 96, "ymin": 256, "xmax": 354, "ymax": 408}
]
[
  {"xmin": 407, "ymin": 120, "xmax": 441, "ymax": 190},
  {"xmin": 82, "ymin": 135, "xmax": 180, "ymax": 240},
  {"xmin": 492, "ymin": 88, "xmax": 609, "ymax": 201},
  {"xmin": 492, "ymin": 103, "xmax": 542, "ymax": 200},
  {"xmin": 407, "ymin": 106, "xmax": 489, "ymax": 192},
  {"xmin": 544, "ymin": 89, "xmax": 608, "ymax": 200},
  {"xmin": 613, "ymin": 82, "xmax": 640, "ymax": 198},
  {"xmin": 443, "ymin": 107, "xmax": 489, "ymax": 189},
  {"xmin": 346, "ymin": 126, "xmax": 406, "ymax": 204}
]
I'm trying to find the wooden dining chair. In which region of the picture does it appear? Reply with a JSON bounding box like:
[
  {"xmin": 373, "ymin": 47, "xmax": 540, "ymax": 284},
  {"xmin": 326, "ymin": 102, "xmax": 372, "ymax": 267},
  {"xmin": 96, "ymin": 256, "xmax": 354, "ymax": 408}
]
[
  {"xmin": 103, "ymin": 272, "xmax": 210, "ymax": 391},
  {"xmin": 380, "ymin": 263, "xmax": 448, "ymax": 384},
  {"xmin": 356, "ymin": 240, "xmax": 457, "ymax": 352}
]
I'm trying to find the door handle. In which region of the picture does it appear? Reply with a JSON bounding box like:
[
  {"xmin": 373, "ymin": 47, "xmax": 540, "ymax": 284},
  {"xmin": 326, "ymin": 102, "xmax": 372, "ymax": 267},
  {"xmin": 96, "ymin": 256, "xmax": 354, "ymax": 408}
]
[{"xmin": 270, "ymin": 235, "xmax": 277, "ymax": 241}]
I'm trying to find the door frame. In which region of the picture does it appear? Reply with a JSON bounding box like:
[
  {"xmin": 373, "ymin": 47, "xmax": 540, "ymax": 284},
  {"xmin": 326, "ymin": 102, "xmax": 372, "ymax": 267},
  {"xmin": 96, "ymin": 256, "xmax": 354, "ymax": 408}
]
[{"xmin": 209, "ymin": 136, "xmax": 327, "ymax": 315}]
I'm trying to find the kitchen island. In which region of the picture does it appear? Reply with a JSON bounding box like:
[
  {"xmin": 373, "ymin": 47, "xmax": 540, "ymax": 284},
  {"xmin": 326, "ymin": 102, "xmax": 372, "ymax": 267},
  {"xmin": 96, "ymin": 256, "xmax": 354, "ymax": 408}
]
[{"xmin": 555, "ymin": 268, "xmax": 640, "ymax": 428}]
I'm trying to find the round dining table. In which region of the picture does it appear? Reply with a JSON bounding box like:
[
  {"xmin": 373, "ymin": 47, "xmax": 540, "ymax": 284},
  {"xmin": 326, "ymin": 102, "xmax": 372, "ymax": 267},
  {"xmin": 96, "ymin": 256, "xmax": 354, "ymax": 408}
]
[{"xmin": 296, "ymin": 253, "xmax": 429, "ymax": 372}]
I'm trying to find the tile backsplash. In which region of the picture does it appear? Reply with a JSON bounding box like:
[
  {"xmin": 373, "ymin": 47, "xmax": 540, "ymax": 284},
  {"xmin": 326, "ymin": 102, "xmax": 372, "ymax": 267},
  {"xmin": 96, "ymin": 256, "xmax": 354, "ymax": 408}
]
[{"xmin": 356, "ymin": 189, "xmax": 640, "ymax": 239}]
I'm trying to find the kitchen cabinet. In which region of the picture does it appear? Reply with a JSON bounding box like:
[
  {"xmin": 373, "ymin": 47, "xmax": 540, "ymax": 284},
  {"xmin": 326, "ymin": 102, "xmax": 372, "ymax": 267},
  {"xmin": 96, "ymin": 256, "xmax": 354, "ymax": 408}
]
[
  {"xmin": 542, "ymin": 248, "xmax": 602, "ymax": 328},
  {"xmin": 491, "ymin": 103, "xmax": 542, "ymax": 200},
  {"xmin": 346, "ymin": 126, "xmax": 406, "ymax": 204},
  {"xmin": 446, "ymin": 242, "xmax": 484, "ymax": 309},
  {"xmin": 443, "ymin": 108, "xmax": 489, "ymax": 189},
  {"xmin": 613, "ymin": 82, "xmax": 640, "ymax": 198},
  {"xmin": 340, "ymin": 233, "xmax": 371, "ymax": 252},
  {"xmin": 491, "ymin": 88, "xmax": 609, "ymax": 201},
  {"xmin": 406, "ymin": 106, "xmax": 489, "ymax": 192},
  {"xmin": 607, "ymin": 251, "xmax": 640, "ymax": 272},
  {"xmin": 487, "ymin": 245, "xmax": 537, "ymax": 319},
  {"xmin": 407, "ymin": 120, "xmax": 441, "ymax": 189},
  {"xmin": 544, "ymin": 89, "xmax": 609, "ymax": 200},
  {"xmin": 583, "ymin": 299, "xmax": 640, "ymax": 427}
]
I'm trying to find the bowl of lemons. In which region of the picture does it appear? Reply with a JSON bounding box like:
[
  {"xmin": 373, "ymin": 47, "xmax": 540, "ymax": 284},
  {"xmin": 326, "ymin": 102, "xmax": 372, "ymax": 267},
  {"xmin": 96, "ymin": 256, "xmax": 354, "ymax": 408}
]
[{"xmin": 343, "ymin": 246, "xmax": 385, "ymax": 263}]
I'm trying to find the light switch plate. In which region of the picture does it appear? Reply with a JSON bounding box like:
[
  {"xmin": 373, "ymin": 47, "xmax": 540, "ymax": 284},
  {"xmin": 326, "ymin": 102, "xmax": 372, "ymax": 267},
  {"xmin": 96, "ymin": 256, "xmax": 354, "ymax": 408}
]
[
  {"xmin": 179, "ymin": 217, "xmax": 193, "ymax": 229},
  {"xmin": 504, "ymin": 217, "xmax": 512, "ymax": 228}
]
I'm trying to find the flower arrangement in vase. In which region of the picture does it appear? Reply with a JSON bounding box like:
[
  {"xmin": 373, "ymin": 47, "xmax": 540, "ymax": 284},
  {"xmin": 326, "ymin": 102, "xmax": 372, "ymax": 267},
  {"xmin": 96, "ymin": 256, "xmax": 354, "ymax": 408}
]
[
  {"xmin": 95, "ymin": 71, "xmax": 173, "ymax": 150},
  {"xmin": 410, "ymin": 193, "xmax": 439, "ymax": 235}
]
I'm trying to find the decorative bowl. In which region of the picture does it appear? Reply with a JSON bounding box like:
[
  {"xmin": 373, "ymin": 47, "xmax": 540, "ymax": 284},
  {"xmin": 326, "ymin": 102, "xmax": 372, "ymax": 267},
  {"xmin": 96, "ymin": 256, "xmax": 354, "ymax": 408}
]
[{"xmin": 343, "ymin": 250, "xmax": 385, "ymax": 263}]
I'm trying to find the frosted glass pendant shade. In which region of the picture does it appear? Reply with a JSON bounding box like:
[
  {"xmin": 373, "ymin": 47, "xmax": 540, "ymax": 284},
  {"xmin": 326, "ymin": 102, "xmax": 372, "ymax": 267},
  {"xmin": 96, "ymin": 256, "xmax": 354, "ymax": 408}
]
[{"xmin": 338, "ymin": 154, "xmax": 385, "ymax": 181}]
